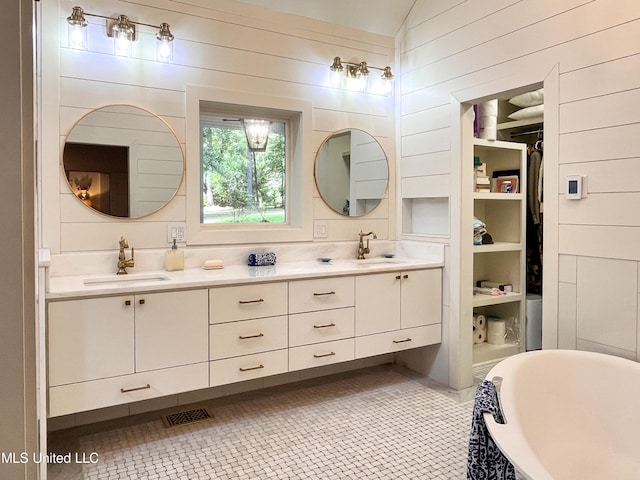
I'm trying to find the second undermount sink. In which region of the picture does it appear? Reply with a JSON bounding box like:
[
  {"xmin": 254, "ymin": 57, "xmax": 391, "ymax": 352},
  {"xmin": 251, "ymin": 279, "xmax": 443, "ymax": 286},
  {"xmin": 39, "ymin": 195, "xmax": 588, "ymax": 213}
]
[{"xmin": 83, "ymin": 273, "xmax": 170, "ymax": 286}]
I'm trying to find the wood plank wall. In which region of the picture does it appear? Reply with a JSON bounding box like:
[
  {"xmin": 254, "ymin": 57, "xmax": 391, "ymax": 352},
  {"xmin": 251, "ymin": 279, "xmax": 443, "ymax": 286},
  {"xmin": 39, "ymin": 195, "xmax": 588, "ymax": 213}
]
[
  {"xmin": 399, "ymin": 0, "xmax": 640, "ymax": 377},
  {"xmin": 400, "ymin": 0, "xmax": 640, "ymax": 255},
  {"xmin": 43, "ymin": 0, "xmax": 396, "ymax": 253}
]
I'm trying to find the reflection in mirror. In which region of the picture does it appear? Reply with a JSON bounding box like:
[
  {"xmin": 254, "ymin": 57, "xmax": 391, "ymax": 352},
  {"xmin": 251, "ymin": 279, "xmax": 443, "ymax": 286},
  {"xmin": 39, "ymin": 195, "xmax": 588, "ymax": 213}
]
[
  {"xmin": 63, "ymin": 105, "xmax": 184, "ymax": 218},
  {"xmin": 314, "ymin": 129, "xmax": 388, "ymax": 216}
]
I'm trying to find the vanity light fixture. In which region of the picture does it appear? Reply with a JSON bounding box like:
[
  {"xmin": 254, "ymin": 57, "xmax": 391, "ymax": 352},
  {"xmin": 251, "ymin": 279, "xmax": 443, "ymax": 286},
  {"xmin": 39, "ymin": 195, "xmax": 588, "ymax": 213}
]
[
  {"xmin": 329, "ymin": 56, "xmax": 394, "ymax": 95},
  {"xmin": 66, "ymin": 6, "xmax": 175, "ymax": 62}
]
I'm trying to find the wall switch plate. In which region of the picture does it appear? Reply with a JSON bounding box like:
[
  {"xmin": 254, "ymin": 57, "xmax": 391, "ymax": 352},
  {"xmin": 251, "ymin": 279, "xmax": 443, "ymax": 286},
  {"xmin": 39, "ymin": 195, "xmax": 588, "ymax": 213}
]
[
  {"xmin": 167, "ymin": 223, "xmax": 186, "ymax": 243},
  {"xmin": 314, "ymin": 221, "xmax": 328, "ymax": 238}
]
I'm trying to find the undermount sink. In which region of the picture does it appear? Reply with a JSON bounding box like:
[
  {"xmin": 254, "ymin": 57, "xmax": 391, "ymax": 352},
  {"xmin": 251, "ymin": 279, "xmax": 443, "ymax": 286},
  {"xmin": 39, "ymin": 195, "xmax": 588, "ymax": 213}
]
[
  {"xmin": 339, "ymin": 257, "xmax": 400, "ymax": 267},
  {"xmin": 83, "ymin": 273, "xmax": 170, "ymax": 286}
]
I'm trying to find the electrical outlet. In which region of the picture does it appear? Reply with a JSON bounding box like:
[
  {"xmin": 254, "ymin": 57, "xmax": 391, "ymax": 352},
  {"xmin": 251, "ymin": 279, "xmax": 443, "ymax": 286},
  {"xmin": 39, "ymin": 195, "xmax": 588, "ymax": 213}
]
[
  {"xmin": 314, "ymin": 221, "xmax": 328, "ymax": 238},
  {"xmin": 167, "ymin": 222, "xmax": 186, "ymax": 243}
]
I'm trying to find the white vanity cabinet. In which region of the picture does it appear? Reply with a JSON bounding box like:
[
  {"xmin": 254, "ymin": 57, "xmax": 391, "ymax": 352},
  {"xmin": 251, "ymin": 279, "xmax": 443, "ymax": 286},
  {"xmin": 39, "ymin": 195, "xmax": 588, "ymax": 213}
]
[
  {"xmin": 209, "ymin": 282, "xmax": 289, "ymax": 386},
  {"xmin": 47, "ymin": 290, "xmax": 209, "ymax": 417},
  {"xmin": 288, "ymin": 277, "xmax": 356, "ymax": 370},
  {"xmin": 355, "ymin": 269, "xmax": 442, "ymax": 358},
  {"xmin": 46, "ymin": 262, "xmax": 443, "ymax": 417}
]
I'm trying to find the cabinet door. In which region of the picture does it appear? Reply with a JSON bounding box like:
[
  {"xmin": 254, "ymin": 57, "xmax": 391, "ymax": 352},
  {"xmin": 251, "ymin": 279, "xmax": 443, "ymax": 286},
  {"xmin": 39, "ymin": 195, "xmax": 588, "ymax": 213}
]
[
  {"xmin": 48, "ymin": 296, "xmax": 134, "ymax": 386},
  {"xmin": 355, "ymin": 272, "xmax": 400, "ymax": 336},
  {"xmin": 401, "ymin": 269, "xmax": 442, "ymax": 329},
  {"xmin": 135, "ymin": 289, "xmax": 208, "ymax": 372}
]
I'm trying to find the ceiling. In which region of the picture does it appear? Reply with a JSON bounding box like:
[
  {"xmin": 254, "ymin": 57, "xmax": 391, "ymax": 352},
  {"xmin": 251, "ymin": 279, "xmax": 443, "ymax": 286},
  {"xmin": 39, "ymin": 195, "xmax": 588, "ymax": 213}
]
[{"xmin": 232, "ymin": 0, "xmax": 417, "ymax": 37}]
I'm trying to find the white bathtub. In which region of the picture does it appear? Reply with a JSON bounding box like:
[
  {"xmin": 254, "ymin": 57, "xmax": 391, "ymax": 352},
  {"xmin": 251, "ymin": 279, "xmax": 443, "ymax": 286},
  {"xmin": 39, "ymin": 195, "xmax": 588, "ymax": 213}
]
[{"xmin": 484, "ymin": 349, "xmax": 640, "ymax": 480}]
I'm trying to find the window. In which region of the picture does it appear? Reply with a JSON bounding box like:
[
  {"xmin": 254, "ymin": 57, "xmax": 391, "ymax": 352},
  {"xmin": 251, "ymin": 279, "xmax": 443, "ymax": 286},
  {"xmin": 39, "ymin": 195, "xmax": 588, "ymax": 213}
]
[
  {"xmin": 186, "ymin": 86, "xmax": 313, "ymax": 245},
  {"xmin": 200, "ymin": 114, "xmax": 286, "ymax": 224}
]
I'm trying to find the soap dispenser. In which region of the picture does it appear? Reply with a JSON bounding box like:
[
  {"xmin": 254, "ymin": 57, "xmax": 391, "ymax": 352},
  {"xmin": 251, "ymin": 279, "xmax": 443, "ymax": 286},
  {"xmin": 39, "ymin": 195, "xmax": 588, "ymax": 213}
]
[{"xmin": 165, "ymin": 239, "xmax": 184, "ymax": 271}]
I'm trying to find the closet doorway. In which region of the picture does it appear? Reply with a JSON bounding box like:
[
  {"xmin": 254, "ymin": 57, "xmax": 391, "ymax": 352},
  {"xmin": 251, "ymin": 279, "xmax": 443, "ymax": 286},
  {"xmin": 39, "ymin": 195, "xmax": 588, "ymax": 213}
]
[{"xmin": 462, "ymin": 83, "xmax": 547, "ymax": 381}]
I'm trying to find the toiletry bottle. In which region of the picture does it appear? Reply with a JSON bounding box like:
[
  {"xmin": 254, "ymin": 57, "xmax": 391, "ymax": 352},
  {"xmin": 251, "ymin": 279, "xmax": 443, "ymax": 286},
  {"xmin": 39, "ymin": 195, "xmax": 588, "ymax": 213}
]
[{"xmin": 165, "ymin": 239, "xmax": 184, "ymax": 271}]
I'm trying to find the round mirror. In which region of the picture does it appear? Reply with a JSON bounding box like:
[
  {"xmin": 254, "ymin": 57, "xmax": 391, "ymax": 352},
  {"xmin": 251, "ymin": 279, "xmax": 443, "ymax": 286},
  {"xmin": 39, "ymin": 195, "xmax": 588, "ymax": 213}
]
[
  {"xmin": 314, "ymin": 129, "xmax": 388, "ymax": 216},
  {"xmin": 63, "ymin": 105, "xmax": 184, "ymax": 218}
]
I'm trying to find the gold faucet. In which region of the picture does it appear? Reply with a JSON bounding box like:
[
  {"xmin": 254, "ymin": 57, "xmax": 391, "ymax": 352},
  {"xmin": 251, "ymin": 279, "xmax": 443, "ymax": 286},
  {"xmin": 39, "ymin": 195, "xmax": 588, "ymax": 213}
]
[
  {"xmin": 117, "ymin": 237, "xmax": 135, "ymax": 275},
  {"xmin": 357, "ymin": 230, "xmax": 377, "ymax": 259}
]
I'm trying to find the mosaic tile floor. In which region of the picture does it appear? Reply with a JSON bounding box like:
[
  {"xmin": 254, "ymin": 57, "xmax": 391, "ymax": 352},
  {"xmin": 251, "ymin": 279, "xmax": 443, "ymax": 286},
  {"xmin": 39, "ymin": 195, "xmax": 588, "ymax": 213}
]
[{"xmin": 48, "ymin": 366, "xmax": 475, "ymax": 480}]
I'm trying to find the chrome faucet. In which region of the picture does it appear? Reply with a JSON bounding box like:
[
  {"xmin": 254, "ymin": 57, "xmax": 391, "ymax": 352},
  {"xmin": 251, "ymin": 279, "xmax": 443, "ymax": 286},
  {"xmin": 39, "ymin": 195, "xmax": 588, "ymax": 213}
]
[
  {"xmin": 357, "ymin": 230, "xmax": 377, "ymax": 259},
  {"xmin": 117, "ymin": 237, "xmax": 135, "ymax": 275}
]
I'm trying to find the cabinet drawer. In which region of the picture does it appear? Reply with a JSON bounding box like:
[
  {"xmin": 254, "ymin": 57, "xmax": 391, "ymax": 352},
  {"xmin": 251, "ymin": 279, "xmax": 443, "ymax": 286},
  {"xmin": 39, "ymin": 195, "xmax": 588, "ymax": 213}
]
[
  {"xmin": 289, "ymin": 277, "xmax": 354, "ymax": 314},
  {"xmin": 289, "ymin": 308, "xmax": 354, "ymax": 347},
  {"xmin": 210, "ymin": 349, "xmax": 288, "ymax": 386},
  {"xmin": 209, "ymin": 315, "xmax": 288, "ymax": 360},
  {"xmin": 289, "ymin": 339, "xmax": 354, "ymax": 371},
  {"xmin": 48, "ymin": 362, "xmax": 209, "ymax": 417},
  {"xmin": 210, "ymin": 282, "xmax": 287, "ymax": 323},
  {"xmin": 355, "ymin": 324, "xmax": 441, "ymax": 359}
]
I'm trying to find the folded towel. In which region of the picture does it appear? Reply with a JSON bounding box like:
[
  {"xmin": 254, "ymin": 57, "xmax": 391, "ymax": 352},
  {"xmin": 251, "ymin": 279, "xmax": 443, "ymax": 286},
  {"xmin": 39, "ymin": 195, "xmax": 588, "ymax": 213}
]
[
  {"xmin": 202, "ymin": 259, "xmax": 224, "ymax": 270},
  {"xmin": 467, "ymin": 380, "xmax": 515, "ymax": 480},
  {"xmin": 248, "ymin": 252, "xmax": 276, "ymax": 266}
]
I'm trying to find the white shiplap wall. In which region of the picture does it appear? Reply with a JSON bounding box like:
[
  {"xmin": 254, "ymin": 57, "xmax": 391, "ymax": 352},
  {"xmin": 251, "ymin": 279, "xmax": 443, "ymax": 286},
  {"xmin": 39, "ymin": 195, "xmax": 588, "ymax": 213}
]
[
  {"xmin": 42, "ymin": 0, "xmax": 396, "ymax": 253},
  {"xmin": 399, "ymin": 0, "xmax": 640, "ymax": 388}
]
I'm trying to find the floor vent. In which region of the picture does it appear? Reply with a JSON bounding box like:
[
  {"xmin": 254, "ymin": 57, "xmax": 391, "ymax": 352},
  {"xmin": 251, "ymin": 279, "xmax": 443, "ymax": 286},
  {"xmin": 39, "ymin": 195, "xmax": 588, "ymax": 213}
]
[{"xmin": 161, "ymin": 408, "xmax": 212, "ymax": 428}]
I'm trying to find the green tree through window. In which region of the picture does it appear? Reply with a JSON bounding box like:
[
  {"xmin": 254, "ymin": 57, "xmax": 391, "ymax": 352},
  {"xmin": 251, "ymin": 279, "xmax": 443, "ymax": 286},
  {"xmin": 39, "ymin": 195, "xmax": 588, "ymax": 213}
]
[{"xmin": 201, "ymin": 116, "xmax": 286, "ymax": 224}]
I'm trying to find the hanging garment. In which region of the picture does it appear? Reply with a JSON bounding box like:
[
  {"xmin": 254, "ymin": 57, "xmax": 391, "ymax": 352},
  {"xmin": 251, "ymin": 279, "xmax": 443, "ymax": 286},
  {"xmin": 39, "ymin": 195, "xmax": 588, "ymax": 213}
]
[{"xmin": 528, "ymin": 148, "xmax": 543, "ymax": 225}]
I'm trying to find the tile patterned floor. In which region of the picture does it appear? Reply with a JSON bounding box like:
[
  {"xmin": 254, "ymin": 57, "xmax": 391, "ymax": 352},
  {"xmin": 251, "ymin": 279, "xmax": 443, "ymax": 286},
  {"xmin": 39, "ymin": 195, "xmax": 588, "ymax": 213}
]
[{"xmin": 48, "ymin": 366, "xmax": 475, "ymax": 479}]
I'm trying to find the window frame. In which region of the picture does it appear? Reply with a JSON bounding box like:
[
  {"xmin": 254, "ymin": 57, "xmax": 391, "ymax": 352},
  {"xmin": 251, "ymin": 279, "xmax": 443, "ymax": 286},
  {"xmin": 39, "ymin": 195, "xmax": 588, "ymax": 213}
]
[{"xmin": 186, "ymin": 86, "xmax": 313, "ymax": 245}]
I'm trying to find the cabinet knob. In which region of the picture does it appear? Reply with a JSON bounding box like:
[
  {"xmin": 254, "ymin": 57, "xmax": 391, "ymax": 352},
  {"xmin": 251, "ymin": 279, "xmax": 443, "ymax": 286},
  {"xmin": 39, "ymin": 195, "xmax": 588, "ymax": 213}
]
[
  {"xmin": 403, "ymin": 274, "xmax": 409, "ymax": 279},
  {"xmin": 395, "ymin": 275, "xmax": 401, "ymax": 280},
  {"xmin": 124, "ymin": 300, "xmax": 132, "ymax": 306},
  {"xmin": 139, "ymin": 299, "xmax": 145, "ymax": 305}
]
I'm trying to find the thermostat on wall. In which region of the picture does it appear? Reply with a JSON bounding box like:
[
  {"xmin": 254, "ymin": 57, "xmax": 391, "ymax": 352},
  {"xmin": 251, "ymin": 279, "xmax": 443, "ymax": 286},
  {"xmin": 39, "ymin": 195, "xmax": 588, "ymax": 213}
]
[{"xmin": 565, "ymin": 175, "xmax": 587, "ymax": 200}]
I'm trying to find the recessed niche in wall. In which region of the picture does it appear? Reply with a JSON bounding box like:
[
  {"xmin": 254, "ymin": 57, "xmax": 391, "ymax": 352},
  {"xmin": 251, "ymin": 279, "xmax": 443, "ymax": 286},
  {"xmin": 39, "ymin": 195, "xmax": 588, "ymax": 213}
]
[{"xmin": 402, "ymin": 197, "xmax": 450, "ymax": 236}]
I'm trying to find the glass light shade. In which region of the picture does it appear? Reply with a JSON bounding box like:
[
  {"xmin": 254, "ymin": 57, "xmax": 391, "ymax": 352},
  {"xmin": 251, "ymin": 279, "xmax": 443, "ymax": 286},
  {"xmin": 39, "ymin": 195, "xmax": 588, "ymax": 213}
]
[
  {"xmin": 156, "ymin": 23, "xmax": 174, "ymax": 63},
  {"xmin": 157, "ymin": 39, "xmax": 173, "ymax": 62},
  {"xmin": 114, "ymin": 31, "xmax": 132, "ymax": 56},
  {"xmin": 242, "ymin": 119, "xmax": 271, "ymax": 152},
  {"xmin": 68, "ymin": 24, "xmax": 87, "ymax": 50}
]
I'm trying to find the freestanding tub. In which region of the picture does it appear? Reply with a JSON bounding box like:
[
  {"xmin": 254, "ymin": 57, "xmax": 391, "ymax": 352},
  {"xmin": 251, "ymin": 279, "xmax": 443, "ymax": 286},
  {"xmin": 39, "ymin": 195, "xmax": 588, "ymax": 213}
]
[{"xmin": 484, "ymin": 349, "xmax": 640, "ymax": 479}]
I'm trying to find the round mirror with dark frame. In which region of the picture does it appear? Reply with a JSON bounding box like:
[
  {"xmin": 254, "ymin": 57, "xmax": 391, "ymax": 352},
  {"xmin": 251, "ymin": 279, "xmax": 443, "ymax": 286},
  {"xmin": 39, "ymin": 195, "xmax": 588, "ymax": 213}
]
[
  {"xmin": 314, "ymin": 129, "xmax": 388, "ymax": 216},
  {"xmin": 63, "ymin": 105, "xmax": 184, "ymax": 218}
]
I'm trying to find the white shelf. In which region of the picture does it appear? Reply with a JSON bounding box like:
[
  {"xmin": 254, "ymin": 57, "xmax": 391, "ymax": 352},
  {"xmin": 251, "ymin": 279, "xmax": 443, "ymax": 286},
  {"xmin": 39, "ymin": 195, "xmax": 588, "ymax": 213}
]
[
  {"xmin": 473, "ymin": 192, "xmax": 523, "ymax": 200},
  {"xmin": 496, "ymin": 117, "xmax": 544, "ymax": 131},
  {"xmin": 474, "ymin": 242, "xmax": 522, "ymax": 253},
  {"xmin": 473, "ymin": 342, "xmax": 521, "ymax": 365},
  {"xmin": 473, "ymin": 291, "xmax": 522, "ymax": 307}
]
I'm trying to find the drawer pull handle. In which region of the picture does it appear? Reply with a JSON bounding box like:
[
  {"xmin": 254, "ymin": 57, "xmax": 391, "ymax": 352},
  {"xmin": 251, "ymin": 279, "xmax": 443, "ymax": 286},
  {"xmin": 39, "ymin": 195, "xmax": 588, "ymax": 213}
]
[
  {"xmin": 313, "ymin": 323, "xmax": 336, "ymax": 329},
  {"xmin": 314, "ymin": 352, "xmax": 336, "ymax": 358},
  {"xmin": 393, "ymin": 338, "xmax": 412, "ymax": 344},
  {"xmin": 239, "ymin": 364, "xmax": 264, "ymax": 372},
  {"xmin": 120, "ymin": 384, "xmax": 151, "ymax": 393},
  {"xmin": 313, "ymin": 291, "xmax": 336, "ymax": 296},
  {"xmin": 239, "ymin": 298, "xmax": 264, "ymax": 304},
  {"xmin": 239, "ymin": 333, "xmax": 264, "ymax": 340}
]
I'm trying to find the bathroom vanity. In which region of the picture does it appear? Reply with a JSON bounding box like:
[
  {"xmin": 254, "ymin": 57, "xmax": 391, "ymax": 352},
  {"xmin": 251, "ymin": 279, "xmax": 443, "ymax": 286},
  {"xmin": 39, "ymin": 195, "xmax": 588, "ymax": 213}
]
[{"xmin": 46, "ymin": 258, "xmax": 442, "ymax": 417}]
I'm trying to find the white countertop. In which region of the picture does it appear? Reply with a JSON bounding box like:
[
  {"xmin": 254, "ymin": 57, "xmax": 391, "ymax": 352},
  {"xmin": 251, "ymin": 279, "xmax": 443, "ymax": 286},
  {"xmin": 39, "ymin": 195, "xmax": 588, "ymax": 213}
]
[{"xmin": 46, "ymin": 257, "xmax": 443, "ymax": 300}]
